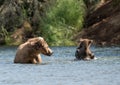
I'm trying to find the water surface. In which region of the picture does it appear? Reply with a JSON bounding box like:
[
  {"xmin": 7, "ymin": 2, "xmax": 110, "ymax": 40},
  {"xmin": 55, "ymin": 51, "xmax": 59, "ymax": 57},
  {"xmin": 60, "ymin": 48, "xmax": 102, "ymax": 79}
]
[{"xmin": 0, "ymin": 46, "xmax": 120, "ymax": 85}]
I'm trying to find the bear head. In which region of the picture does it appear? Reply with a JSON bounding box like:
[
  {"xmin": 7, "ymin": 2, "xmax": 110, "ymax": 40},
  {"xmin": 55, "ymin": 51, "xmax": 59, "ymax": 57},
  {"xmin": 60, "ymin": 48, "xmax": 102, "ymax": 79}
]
[
  {"xmin": 75, "ymin": 38, "xmax": 95, "ymax": 60},
  {"xmin": 28, "ymin": 37, "xmax": 53, "ymax": 56}
]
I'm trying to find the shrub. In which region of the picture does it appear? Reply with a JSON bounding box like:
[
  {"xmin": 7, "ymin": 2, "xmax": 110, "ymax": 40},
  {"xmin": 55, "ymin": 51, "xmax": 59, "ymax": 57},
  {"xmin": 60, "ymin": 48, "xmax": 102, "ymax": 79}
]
[{"xmin": 41, "ymin": 0, "xmax": 86, "ymax": 46}]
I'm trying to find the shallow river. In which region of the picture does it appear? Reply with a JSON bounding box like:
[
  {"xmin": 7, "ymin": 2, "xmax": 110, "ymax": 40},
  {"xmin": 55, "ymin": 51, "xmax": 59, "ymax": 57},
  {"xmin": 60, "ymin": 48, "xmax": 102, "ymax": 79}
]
[{"xmin": 0, "ymin": 46, "xmax": 120, "ymax": 85}]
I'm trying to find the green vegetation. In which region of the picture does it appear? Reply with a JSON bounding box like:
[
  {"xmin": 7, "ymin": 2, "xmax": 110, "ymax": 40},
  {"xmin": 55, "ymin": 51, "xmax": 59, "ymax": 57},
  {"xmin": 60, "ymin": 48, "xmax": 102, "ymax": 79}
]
[
  {"xmin": 0, "ymin": 0, "xmax": 88, "ymax": 46},
  {"xmin": 0, "ymin": 26, "xmax": 13, "ymax": 45},
  {"xmin": 0, "ymin": 0, "xmax": 119, "ymax": 46},
  {"xmin": 41, "ymin": 0, "xmax": 86, "ymax": 46}
]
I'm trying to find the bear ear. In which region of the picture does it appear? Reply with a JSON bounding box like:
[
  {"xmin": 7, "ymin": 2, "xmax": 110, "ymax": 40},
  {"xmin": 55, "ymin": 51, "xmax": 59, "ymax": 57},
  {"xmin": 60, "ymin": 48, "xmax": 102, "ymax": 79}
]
[
  {"xmin": 31, "ymin": 41, "xmax": 41, "ymax": 50},
  {"xmin": 77, "ymin": 38, "xmax": 83, "ymax": 44},
  {"xmin": 35, "ymin": 41, "xmax": 42, "ymax": 47},
  {"xmin": 29, "ymin": 39, "xmax": 41, "ymax": 46},
  {"xmin": 79, "ymin": 38, "xmax": 83, "ymax": 42},
  {"xmin": 88, "ymin": 40, "xmax": 93, "ymax": 45}
]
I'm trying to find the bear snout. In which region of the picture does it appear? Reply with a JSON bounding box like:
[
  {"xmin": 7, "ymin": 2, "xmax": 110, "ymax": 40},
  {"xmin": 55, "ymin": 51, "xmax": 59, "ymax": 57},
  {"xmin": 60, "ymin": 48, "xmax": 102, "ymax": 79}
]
[
  {"xmin": 46, "ymin": 48, "xmax": 53, "ymax": 56},
  {"xmin": 47, "ymin": 52, "xmax": 53, "ymax": 56}
]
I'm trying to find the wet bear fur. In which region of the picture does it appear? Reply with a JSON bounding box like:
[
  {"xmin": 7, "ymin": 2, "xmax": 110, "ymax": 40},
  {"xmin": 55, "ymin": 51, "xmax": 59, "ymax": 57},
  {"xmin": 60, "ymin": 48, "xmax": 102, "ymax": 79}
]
[
  {"xmin": 75, "ymin": 38, "xmax": 96, "ymax": 60},
  {"xmin": 14, "ymin": 37, "xmax": 53, "ymax": 64}
]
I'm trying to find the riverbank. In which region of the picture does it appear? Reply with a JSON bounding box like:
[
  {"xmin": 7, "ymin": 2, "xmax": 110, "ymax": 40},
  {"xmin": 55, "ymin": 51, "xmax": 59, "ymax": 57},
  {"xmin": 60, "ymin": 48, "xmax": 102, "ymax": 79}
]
[{"xmin": 75, "ymin": 0, "xmax": 120, "ymax": 46}]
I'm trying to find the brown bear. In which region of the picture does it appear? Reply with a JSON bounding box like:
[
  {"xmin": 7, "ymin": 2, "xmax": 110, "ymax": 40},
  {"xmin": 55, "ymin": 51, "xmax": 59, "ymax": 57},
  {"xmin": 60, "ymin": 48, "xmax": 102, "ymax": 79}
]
[
  {"xmin": 75, "ymin": 38, "xmax": 96, "ymax": 60},
  {"xmin": 14, "ymin": 37, "xmax": 53, "ymax": 64}
]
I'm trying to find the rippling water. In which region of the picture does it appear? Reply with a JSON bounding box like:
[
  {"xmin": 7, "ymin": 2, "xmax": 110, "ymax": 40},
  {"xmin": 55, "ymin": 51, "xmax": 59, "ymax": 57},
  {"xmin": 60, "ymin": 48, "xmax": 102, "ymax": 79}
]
[{"xmin": 0, "ymin": 46, "xmax": 120, "ymax": 85}]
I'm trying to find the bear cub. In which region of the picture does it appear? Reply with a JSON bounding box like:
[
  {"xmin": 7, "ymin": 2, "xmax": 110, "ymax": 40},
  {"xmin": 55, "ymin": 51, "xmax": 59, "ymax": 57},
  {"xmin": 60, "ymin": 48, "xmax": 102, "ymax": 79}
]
[{"xmin": 75, "ymin": 38, "xmax": 96, "ymax": 60}]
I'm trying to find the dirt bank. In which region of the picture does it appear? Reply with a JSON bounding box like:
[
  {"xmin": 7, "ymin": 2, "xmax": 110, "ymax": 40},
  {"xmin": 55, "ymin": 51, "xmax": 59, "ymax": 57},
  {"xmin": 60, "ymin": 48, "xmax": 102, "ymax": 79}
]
[{"xmin": 75, "ymin": 0, "xmax": 120, "ymax": 46}]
